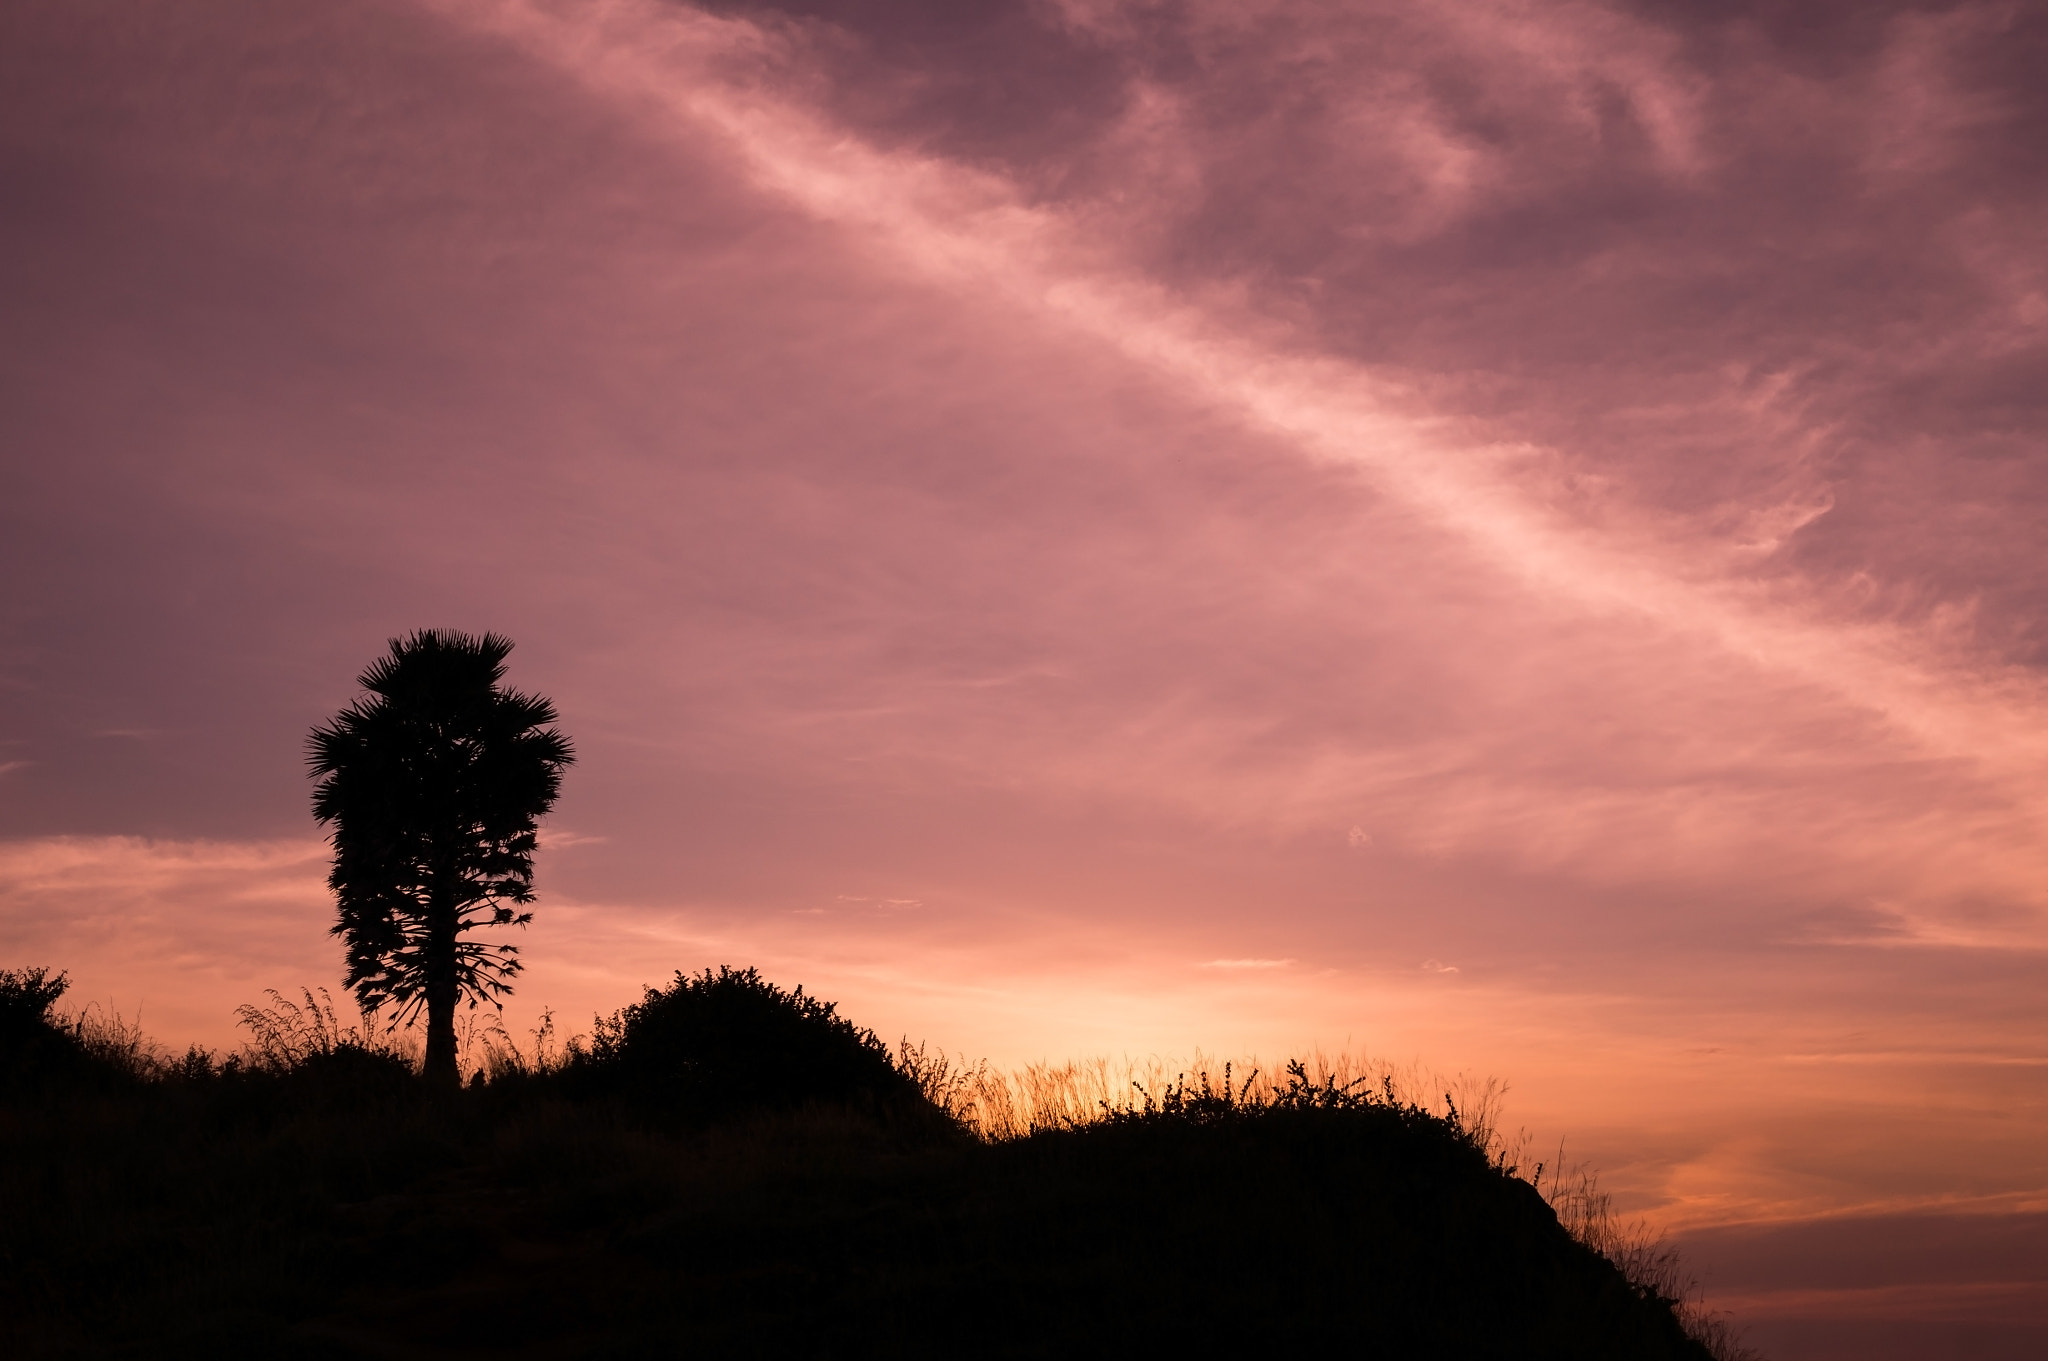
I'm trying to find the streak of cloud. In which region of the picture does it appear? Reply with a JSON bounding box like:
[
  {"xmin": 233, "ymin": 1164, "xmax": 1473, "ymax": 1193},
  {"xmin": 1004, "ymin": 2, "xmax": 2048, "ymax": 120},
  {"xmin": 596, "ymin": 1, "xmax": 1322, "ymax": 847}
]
[
  {"xmin": 416, "ymin": 0, "xmax": 2048, "ymax": 934},
  {"xmin": 446, "ymin": 0, "xmax": 2048, "ymax": 784}
]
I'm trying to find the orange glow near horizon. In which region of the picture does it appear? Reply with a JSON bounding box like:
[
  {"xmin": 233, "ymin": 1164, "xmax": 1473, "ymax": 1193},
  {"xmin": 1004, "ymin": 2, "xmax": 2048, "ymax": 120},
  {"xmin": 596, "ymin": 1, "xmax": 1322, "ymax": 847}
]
[{"xmin": 10, "ymin": 829, "xmax": 2048, "ymax": 1240}]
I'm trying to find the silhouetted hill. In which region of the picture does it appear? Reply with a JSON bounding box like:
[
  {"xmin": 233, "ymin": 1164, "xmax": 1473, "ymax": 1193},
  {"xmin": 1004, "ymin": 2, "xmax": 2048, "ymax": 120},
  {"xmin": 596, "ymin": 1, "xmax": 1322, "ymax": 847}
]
[{"xmin": 1, "ymin": 966, "xmax": 1719, "ymax": 1359}]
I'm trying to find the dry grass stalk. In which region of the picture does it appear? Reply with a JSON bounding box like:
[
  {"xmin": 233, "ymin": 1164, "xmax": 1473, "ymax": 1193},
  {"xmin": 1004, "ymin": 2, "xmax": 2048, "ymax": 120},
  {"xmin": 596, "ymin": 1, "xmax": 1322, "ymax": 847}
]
[{"xmin": 898, "ymin": 1042, "xmax": 1754, "ymax": 1361}]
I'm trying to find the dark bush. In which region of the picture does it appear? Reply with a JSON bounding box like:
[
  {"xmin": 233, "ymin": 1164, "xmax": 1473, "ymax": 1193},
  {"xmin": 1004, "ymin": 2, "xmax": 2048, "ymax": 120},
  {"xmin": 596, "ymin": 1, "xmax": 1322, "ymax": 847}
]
[
  {"xmin": 0, "ymin": 966, "xmax": 89, "ymax": 1091},
  {"xmin": 0, "ymin": 965, "xmax": 70, "ymax": 1031},
  {"xmin": 263, "ymin": 1040, "xmax": 421, "ymax": 1110},
  {"xmin": 573, "ymin": 965, "xmax": 917, "ymax": 1121}
]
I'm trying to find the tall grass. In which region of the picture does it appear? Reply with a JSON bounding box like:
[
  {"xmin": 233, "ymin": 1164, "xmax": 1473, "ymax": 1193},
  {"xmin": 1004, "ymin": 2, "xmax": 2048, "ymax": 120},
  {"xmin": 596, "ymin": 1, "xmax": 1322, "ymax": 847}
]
[
  {"xmin": 6, "ymin": 972, "xmax": 1751, "ymax": 1361},
  {"xmin": 1540, "ymin": 1151, "xmax": 1759, "ymax": 1361},
  {"xmin": 264, "ymin": 1005, "xmax": 1755, "ymax": 1361},
  {"xmin": 226, "ymin": 988, "xmax": 574, "ymax": 1083},
  {"xmin": 53, "ymin": 999, "xmax": 164, "ymax": 1075},
  {"xmin": 899, "ymin": 1045, "xmax": 1509, "ymax": 1146},
  {"xmin": 894, "ymin": 1039, "xmax": 1756, "ymax": 1361}
]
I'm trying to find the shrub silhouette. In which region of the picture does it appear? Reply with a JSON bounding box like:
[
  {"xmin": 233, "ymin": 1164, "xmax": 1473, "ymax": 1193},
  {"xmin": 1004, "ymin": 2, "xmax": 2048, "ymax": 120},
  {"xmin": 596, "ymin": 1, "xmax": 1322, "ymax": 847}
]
[
  {"xmin": 575, "ymin": 965, "xmax": 917, "ymax": 1121},
  {"xmin": 0, "ymin": 966, "xmax": 84, "ymax": 1090},
  {"xmin": 0, "ymin": 965, "xmax": 69, "ymax": 1035},
  {"xmin": 252, "ymin": 1040, "xmax": 420, "ymax": 1111}
]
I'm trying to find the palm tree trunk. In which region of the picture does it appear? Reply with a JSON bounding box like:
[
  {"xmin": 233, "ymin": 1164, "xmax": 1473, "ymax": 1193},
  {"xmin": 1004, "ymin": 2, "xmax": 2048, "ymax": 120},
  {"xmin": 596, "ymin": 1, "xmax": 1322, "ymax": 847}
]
[{"xmin": 423, "ymin": 884, "xmax": 460, "ymax": 1089}]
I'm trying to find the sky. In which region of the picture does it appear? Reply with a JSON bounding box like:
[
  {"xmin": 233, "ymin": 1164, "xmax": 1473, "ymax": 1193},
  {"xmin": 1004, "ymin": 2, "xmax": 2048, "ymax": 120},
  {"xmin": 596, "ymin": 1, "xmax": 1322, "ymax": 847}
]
[{"xmin": 2, "ymin": 1, "xmax": 2045, "ymax": 1354}]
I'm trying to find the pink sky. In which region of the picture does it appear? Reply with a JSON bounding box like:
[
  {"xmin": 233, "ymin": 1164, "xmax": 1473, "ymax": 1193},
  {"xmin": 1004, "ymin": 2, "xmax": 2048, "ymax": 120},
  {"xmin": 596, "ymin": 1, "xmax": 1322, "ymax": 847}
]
[{"xmin": 3, "ymin": 2, "xmax": 2046, "ymax": 1353}]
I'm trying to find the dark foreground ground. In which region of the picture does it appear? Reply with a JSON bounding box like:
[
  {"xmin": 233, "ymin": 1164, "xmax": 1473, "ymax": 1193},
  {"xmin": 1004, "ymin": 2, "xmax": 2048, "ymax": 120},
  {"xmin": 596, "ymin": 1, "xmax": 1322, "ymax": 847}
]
[{"xmin": 3, "ymin": 1072, "xmax": 1713, "ymax": 1359}]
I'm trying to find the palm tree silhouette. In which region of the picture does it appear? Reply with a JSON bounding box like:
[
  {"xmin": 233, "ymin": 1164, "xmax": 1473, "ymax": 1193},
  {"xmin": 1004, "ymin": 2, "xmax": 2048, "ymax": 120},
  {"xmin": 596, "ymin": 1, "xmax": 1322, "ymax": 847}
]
[{"xmin": 309, "ymin": 630, "xmax": 574, "ymax": 1087}]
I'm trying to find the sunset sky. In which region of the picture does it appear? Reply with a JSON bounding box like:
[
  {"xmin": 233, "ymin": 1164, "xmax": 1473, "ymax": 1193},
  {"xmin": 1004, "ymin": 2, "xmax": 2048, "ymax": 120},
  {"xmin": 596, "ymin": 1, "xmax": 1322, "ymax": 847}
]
[{"xmin": 4, "ymin": 2, "xmax": 2046, "ymax": 1354}]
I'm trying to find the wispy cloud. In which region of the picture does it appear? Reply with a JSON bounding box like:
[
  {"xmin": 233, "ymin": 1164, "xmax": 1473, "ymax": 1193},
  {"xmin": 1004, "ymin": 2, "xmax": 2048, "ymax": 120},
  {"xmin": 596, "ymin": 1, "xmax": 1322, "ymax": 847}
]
[{"xmin": 425, "ymin": 0, "xmax": 2048, "ymax": 924}]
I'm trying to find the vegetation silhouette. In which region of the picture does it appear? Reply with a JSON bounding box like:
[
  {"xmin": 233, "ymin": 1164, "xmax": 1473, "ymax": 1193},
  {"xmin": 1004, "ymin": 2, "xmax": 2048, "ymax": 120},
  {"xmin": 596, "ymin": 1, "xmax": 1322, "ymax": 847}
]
[
  {"xmin": 308, "ymin": 629, "xmax": 573, "ymax": 1088},
  {"xmin": 0, "ymin": 962, "xmax": 1749, "ymax": 1360},
  {"xmin": 0, "ymin": 967, "xmax": 93, "ymax": 1092},
  {"xmin": 568, "ymin": 965, "xmax": 918, "ymax": 1121}
]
